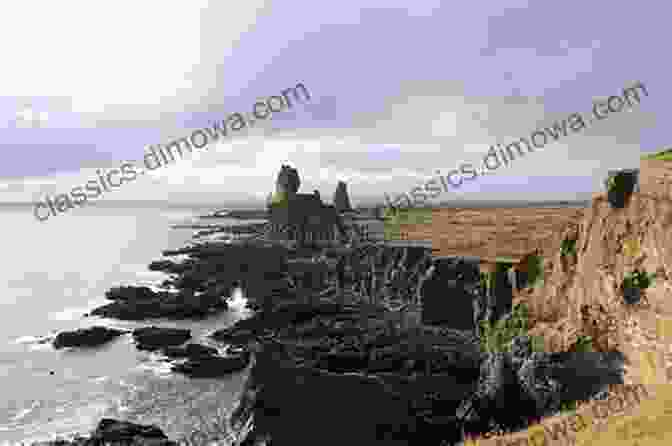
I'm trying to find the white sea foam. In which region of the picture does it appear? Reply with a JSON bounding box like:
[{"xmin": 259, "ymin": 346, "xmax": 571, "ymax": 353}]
[
  {"xmin": 10, "ymin": 401, "xmax": 40, "ymax": 422},
  {"xmin": 13, "ymin": 334, "xmax": 52, "ymax": 345}
]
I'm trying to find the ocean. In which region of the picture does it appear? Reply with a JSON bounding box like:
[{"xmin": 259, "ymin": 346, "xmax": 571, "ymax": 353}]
[{"xmin": 0, "ymin": 204, "xmax": 254, "ymax": 444}]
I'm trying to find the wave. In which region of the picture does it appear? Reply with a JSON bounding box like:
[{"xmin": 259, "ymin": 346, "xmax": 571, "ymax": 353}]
[{"xmin": 13, "ymin": 334, "xmax": 52, "ymax": 345}]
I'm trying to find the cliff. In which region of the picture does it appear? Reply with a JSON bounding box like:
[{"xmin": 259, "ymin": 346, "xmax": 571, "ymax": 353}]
[
  {"xmin": 518, "ymin": 191, "xmax": 672, "ymax": 385},
  {"xmin": 224, "ymin": 246, "xmax": 625, "ymax": 445}
]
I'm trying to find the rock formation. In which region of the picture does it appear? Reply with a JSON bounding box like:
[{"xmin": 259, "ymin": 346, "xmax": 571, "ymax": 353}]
[
  {"xmin": 90, "ymin": 284, "xmax": 228, "ymax": 320},
  {"xmin": 276, "ymin": 164, "xmax": 300, "ymax": 196},
  {"xmin": 35, "ymin": 418, "xmax": 179, "ymax": 445},
  {"xmin": 132, "ymin": 326, "xmax": 192, "ymax": 351},
  {"xmin": 518, "ymin": 191, "xmax": 672, "ymax": 385},
  {"xmin": 456, "ymin": 336, "xmax": 624, "ymax": 435},
  {"xmin": 53, "ymin": 326, "xmax": 127, "ymax": 349},
  {"xmin": 225, "ymin": 299, "xmax": 625, "ymax": 445},
  {"xmin": 421, "ymin": 257, "xmax": 483, "ymax": 330},
  {"xmin": 333, "ymin": 180, "xmax": 353, "ymax": 213}
]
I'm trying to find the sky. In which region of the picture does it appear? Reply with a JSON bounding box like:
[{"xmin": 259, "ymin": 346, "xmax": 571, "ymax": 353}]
[{"xmin": 0, "ymin": 0, "xmax": 668, "ymax": 208}]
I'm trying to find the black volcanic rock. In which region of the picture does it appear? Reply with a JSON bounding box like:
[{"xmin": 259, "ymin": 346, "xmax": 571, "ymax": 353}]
[
  {"xmin": 235, "ymin": 342, "xmax": 419, "ymax": 446},
  {"xmin": 276, "ymin": 164, "xmax": 301, "ymax": 195},
  {"xmin": 105, "ymin": 285, "xmax": 159, "ymax": 301},
  {"xmin": 92, "ymin": 285, "xmax": 227, "ymax": 321},
  {"xmin": 456, "ymin": 334, "xmax": 626, "ymax": 437},
  {"xmin": 421, "ymin": 258, "xmax": 482, "ymax": 330},
  {"xmin": 90, "ymin": 300, "xmax": 163, "ymax": 320},
  {"xmin": 132, "ymin": 326, "xmax": 191, "ymax": 351},
  {"xmin": 34, "ymin": 418, "xmax": 178, "ymax": 445},
  {"xmin": 148, "ymin": 259, "xmax": 191, "ymax": 275},
  {"xmin": 162, "ymin": 343, "xmax": 218, "ymax": 360},
  {"xmin": 333, "ymin": 181, "xmax": 353, "ymax": 213},
  {"xmin": 171, "ymin": 352, "xmax": 250, "ymax": 378},
  {"xmin": 53, "ymin": 326, "xmax": 126, "ymax": 349},
  {"xmin": 90, "ymin": 418, "xmax": 172, "ymax": 443}
]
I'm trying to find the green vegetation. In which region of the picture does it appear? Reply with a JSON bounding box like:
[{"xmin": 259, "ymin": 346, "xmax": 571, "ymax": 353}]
[
  {"xmin": 560, "ymin": 238, "xmax": 577, "ymax": 258},
  {"xmin": 384, "ymin": 225, "xmax": 403, "ymax": 240},
  {"xmin": 494, "ymin": 256, "xmax": 518, "ymax": 263},
  {"xmin": 606, "ymin": 171, "xmax": 636, "ymax": 209},
  {"xmin": 569, "ymin": 335, "xmax": 595, "ymax": 353},
  {"xmin": 479, "ymin": 302, "xmax": 545, "ymax": 353},
  {"xmin": 622, "ymin": 269, "xmax": 656, "ymax": 290},
  {"xmin": 270, "ymin": 191, "xmax": 289, "ymax": 207},
  {"xmin": 383, "ymin": 207, "xmax": 433, "ymax": 226},
  {"xmin": 496, "ymin": 261, "xmax": 514, "ymax": 274},
  {"xmin": 559, "ymin": 400, "xmax": 577, "ymax": 414},
  {"xmin": 383, "ymin": 207, "xmax": 432, "ymax": 240},
  {"xmin": 480, "ymin": 263, "xmax": 513, "ymax": 296},
  {"xmin": 525, "ymin": 253, "xmax": 544, "ymax": 288},
  {"xmin": 641, "ymin": 148, "xmax": 672, "ymax": 161},
  {"xmin": 531, "ymin": 335, "xmax": 545, "ymax": 353},
  {"xmin": 479, "ymin": 272, "xmax": 495, "ymax": 293}
]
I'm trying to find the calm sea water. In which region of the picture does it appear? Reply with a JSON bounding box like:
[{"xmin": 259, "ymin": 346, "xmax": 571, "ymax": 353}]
[{"xmin": 0, "ymin": 204, "xmax": 255, "ymax": 444}]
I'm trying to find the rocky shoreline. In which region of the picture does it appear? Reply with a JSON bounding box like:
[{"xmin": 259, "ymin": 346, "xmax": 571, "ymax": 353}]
[
  {"xmin": 223, "ymin": 299, "xmax": 624, "ymax": 445},
  {"xmin": 36, "ymin": 219, "xmax": 626, "ymax": 445}
]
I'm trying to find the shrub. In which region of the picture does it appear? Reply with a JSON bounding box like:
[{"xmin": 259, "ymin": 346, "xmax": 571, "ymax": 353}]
[
  {"xmin": 479, "ymin": 272, "xmax": 488, "ymax": 292},
  {"xmin": 530, "ymin": 335, "xmax": 545, "ymax": 353},
  {"xmin": 479, "ymin": 303, "xmax": 544, "ymax": 353},
  {"xmin": 642, "ymin": 148, "xmax": 672, "ymax": 161},
  {"xmin": 525, "ymin": 254, "xmax": 544, "ymax": 288},
  {"xmin": 606, "ymin": 171, "xmax": 637, "ymax": 209},
  {"xmin": 559, "ymin": 400, "xmax": 577, "ymax": 413},
  {"xmin": 622, "ymin": 269, "xmax": 656, "ymax": 290},
  {"xmin": 479, "ymin": 271, "xmax": 496, "ymax": 294},
  {"xmin": 560, "ymin": 238, "xmax": 577, "ymax": 258},
  {"xmin": 569, "ymin": 335, "xmax": 594, "ymax": 353},
  {"xmin": 496, "ymin": 262, "xmax": 514, "ymax": 274}
]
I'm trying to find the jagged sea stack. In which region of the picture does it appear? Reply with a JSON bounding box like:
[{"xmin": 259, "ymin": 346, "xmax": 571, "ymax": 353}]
[
  {"xmin": 276, "ymin": 164, "xmax": 301, "ymax": 196},
  {"xmin": 268, "ymin": 164, "xmax": 345, "ymax": 245},
  {"xmin": 333, "ymin": 181, "xmax": 353, "ymax": 213}
]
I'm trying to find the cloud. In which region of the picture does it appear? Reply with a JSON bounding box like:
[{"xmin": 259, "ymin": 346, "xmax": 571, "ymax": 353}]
[{"xmin": 1, "ymin": 1, "xmax": 665, "ymax": 205}]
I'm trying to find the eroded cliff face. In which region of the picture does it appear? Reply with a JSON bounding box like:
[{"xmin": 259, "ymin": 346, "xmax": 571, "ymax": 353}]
[{"xmin": 517, "ymin": 192, "xmax": 672, "ymax": 385}]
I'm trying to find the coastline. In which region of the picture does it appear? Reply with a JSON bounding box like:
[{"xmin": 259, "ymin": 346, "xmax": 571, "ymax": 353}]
[{"xmin": 26, "ymin": 192, "xmax": 661, "ymax": 445}]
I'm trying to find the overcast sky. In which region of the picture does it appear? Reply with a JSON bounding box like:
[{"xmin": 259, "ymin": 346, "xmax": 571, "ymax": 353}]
[{"xmin": 0, "ymin": 1, "xmax": 667, "ymax": 207}]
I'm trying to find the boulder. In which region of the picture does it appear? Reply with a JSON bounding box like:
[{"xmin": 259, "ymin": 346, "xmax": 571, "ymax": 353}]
[
  {"xmin": 105, "ymin": 285, "xmax": 158, "ymax": 301},
  {"xmin": 53, "ymin": 326, "xmax": 126, "ymax": 349},
  {"xmin": 132, "ymin": 327, "xmax": 191, "ymax": 351},
  {"xmin": 91, "ymin": 300, "xmax": 161, "ymax": 320},
  {"xmin": 148, "ymin": 259, "xmax": 190, "ymax": 275},
  {"xmin": 91, "ymin": 287, "xmax": 227, "ymax": 321},
  {"xmin": 171, "ymin": 353, "xmax": 250, "ymax": 378},
  {"xmin": 89, "ymin": 418, "xmax": 175, "ymax": 444},
  {"xmin": 210, "ymin": 326, "xmax": 257, "ymax": 345},
  {"xmin": 162, "ymin": 343, "xmax": 218, "ymax": 359}
]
